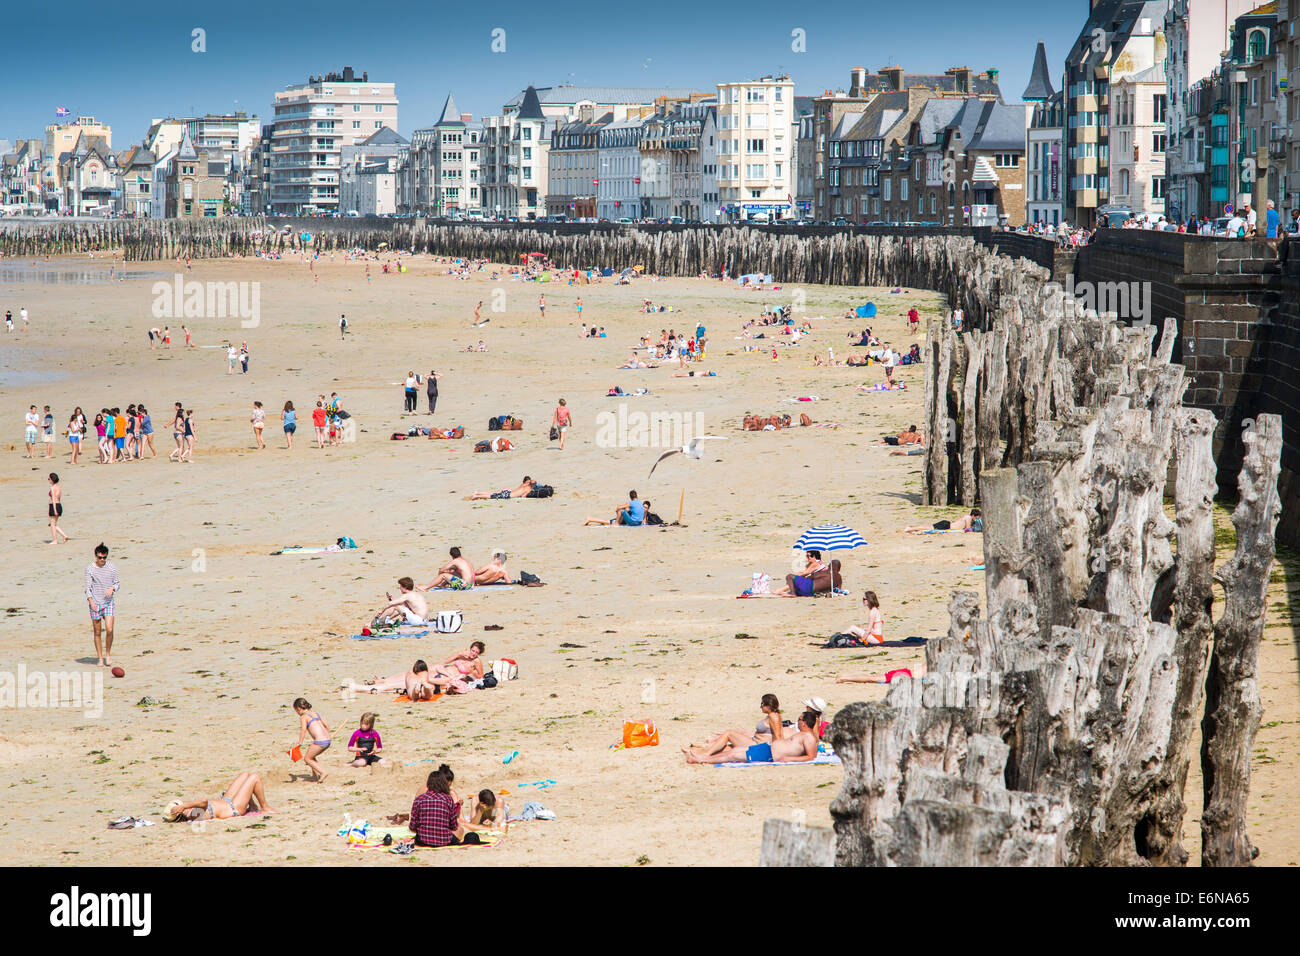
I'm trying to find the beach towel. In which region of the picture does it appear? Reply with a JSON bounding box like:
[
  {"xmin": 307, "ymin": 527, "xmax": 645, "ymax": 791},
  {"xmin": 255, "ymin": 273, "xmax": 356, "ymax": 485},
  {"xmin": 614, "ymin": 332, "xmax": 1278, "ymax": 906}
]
[
  {"xmin": 713, "ymin": 753, "xmax": 842, "ymax": 768},
  {"xmin": 424, "ymin": 583, "xmax": 516, "ymax": 592},
  {"xmin": 342, "ymin": 825, "xmax": 501, "ymax": 850},
  {"xmin": 351, "ymin": 630, "xmax": 429, "ymax": 640},
  {"xmin": 820, "ymin": 634, "xmax": 927, "ymax": 649},
  {"xmin": 273, "ymin": 545, "xmax": 345, "ymax": 555},
  {"xmin": 393, "ymin": 692, "xmax": 444, "ymax": 703}
]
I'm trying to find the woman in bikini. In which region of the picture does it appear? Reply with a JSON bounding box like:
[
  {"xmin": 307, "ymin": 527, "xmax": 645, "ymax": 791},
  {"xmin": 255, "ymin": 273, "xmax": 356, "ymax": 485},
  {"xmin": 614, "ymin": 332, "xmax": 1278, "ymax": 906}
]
[
  {"xmin": 138, "ymin": 405, "xmax": 156, "ymax": 458},
  {"xmin": 684, "ymin": 693, "xmax": 785, "ymax": 759},
  {"xmin": 293, "ymin": 698, "xmax": 331, "ymax": 783},
  {"xmin": 429, "ymin": 642, "xmax": 486, "ymax": 682},
  {"xmin": 843, "ymin": 591, "xmax": 885, "ymax": 645},
  {"xmin": 48, "ymin": 473, "xmax": 68, "ymax": 545},
  {"xmin": 168, "ymin": 406, "xmax": 185, "ymax": 462},
  {"xmin": 164, "ymin": 771, "xmax": 277, "ymax": 822}
]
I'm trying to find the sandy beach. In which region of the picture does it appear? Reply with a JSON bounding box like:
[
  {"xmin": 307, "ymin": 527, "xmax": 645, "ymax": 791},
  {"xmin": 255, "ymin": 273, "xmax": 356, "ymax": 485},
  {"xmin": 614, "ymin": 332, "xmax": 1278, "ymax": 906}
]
[{"xmin": 1, "ymin": 250, "xmax": 1295, "ymax": 866}]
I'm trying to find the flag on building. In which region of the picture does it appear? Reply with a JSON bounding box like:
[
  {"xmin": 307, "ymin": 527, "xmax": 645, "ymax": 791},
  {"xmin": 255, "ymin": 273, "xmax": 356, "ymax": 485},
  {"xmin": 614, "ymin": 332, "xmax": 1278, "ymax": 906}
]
[{"xmin": 55, "ymin": 107, "xmax": 71, "ymax": 117}]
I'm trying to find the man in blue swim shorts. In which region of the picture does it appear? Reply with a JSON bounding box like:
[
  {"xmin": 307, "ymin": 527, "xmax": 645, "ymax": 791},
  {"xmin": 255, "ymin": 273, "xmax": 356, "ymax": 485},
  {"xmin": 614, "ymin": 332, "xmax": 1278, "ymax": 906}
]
[{"xmin": 684, "ymin": 712, "xmax": 820, "ymax": 764}]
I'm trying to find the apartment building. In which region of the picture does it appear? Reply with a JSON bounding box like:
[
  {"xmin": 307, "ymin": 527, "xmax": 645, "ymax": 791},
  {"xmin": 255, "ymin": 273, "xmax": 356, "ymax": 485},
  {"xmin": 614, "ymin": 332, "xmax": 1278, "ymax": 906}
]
[
  {"xmin": 716, "ymin": 75, "xmax": 796, "ymax": 220},
  {"xmin": 340, "ymin": 127, "xmax": 407, "ymax": 215},
  {"xmin": 1165, "ymin": 1, "xmax": 1259, "ymax": 220},
  {"xmin": 1283, "ymin": 0, "xmax": 1299, "ymax": 212},
  {"xmin": 596, "ymin": 114, "xmax": 650, "ymax": 220},
  {"xmin": 1063, "ymin": 1, "xmax": 1169, "ymax": 227},
  {"xmin": 480, "ymin": 85, "xmax": 697, "ymax": 220},
  {"xmin": 401, "ymin": 93, "xmax": 482, "ymax": 218},
  {"xmin": 1025, "ymin": 41, "xmax": 1067, "ymax": 226},
  {"xmin": 808, "ymin": 66, "xmax": 1004, "ymax": 220},
  {"xmin": 269, "ymin": 66, "xmax": 398, "ymax": 214},
  {"xmin": 546, "ymin": 107, "xmax": 612, "ymax": 218}
]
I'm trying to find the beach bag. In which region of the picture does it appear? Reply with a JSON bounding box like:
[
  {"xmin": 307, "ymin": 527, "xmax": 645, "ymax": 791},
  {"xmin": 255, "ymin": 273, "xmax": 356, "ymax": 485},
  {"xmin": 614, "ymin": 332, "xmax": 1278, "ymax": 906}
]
[
  {"xmin": 337, "ymin": 536, "xmax": 357, "ymax": 549},
  {"xmin": 480, "ymin": 672, "xmax": 498, "ymax": 689},
  {"xmin": 549, "ymin": 425, "xmax": 560, "ymax": 441},
  {"xmin": 645, "ymin": 511, "xmax": 664, "ymax": 525},
  {"xmin": 529, "ymin": 484, "xmax": 554, "ymax": 499},
  {"xmin": 822, "ymin": 632, "xmax": 865, "ymax": 649},
  {"xmin": 492, "ymin": 658, "xmax": 518, "ymax": 681},
  {"xmin": 434, "ymin": 610, "xmax": 463, "ymax": 634},
  {"xmin": 751, "ymin": 572, "xmax": 771, "ymax": 595},
  {"xmin": 488, "ymin": 416, "xmax": 502, "ymax": 431},
  {"xmin": 622, "ymin": 719, "xmax": 659, "ymax": 748},
  {"xmin": 519, "ymin": 571, "xmax": 542, "ymax": 586},
  {"xmin": 474, "ymin": 439, "xmax": 492, "ymax": 453}
]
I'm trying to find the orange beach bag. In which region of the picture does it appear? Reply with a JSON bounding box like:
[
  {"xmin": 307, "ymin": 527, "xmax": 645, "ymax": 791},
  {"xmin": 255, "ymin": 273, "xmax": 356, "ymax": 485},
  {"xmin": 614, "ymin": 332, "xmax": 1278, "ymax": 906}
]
[{"xmin": 622, "ymin": 720, "xmax": 659, "ymax": 748}]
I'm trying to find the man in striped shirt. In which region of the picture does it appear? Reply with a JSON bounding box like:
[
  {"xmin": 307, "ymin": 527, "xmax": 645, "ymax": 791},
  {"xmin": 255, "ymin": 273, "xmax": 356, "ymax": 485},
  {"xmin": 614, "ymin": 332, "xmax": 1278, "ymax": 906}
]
[{"xmin": 86, "ymin": 543, "xmax": 119, "ymax": 667}]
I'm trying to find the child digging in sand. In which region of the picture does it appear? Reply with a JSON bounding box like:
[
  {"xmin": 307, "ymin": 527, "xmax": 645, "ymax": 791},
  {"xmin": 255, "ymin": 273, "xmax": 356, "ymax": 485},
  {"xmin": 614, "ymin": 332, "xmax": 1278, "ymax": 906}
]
[
  {"xmin": 293, "ymin": 697, "xmax": 331, "ymax": 782},
  {"xmin": 347, "ymin": 712, "xmax": 385, "ymax": 768}
]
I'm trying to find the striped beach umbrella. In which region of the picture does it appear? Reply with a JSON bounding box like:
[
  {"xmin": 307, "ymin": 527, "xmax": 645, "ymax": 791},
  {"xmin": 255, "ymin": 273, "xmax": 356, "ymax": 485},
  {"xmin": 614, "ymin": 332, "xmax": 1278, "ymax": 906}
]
[{"xmin": 794, "ymin": 524, "xmax": 867, "ymax": 552}]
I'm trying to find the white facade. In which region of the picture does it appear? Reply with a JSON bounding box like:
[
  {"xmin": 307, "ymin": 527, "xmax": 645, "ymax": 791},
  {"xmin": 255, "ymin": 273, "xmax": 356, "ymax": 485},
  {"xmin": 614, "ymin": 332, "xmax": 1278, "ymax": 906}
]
[
  {"xmin": 715, "ymin": 75, "xmax": 796, "ymax": 220},
  {"xmin": 270, "ymin": 67, "xmax": 398, "ymax": 214},
  {"xmin": 1027, "ymin": 94, "xmax": 1065, "ymax": 226},
  {"xmin": 596, "ymin": 118, "xmax": 645, "ymax": 219},
  {"xmin": 1165, "ymin": 1, "xmax": 1257, "ymax": 219},
  {"xmin": 1110, "ymin": 64, "xmax": 1170, "ymax": 218}
]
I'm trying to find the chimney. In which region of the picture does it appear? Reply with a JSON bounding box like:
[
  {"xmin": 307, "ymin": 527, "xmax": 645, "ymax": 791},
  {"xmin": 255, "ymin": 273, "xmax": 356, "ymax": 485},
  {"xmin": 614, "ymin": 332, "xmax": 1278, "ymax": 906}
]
[
  {"xmin": 849, "ymin": 67, "xmax": 867, "ymax": 98},
  {"xmin": 880, "ymin": 66, "xmax": 904, "ymax": 91},
  {"xmin": 342, "ymin": 66, "xmax": 355, "ymax": 82},
  {"xmin": 946, "ymin": 66, "xmax": 972, "ymax": 94},
  {"xmin": 460, "ymin": 113, "xmax": 472, "ymax": 123},
  {"xmin": 579, "ymin": 104, "xmax": 595, "ymax": 123}
]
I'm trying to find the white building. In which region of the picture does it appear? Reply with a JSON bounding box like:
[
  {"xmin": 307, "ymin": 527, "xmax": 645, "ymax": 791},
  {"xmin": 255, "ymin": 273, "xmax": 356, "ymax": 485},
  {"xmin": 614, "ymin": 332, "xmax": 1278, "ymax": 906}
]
[
  {"xmin": 1023, "ymin": 41, "xmax": 1065, "ymax": 227},
  {"xmin": 596, "ymin": 115, "xmax": 649, "ymax": 219},
  {"xmin": 1165, "ymin": 0, "xmax": 1259, "ymax": 220},
  {"xmin": 480, "ymin": 85, "xmax": 700, "ymax": 220},
  {"xmin": 715, "ymin": 75, "xmax": 796, "ymax": 221},
  {"xmin": 340, "ymin": 127, "xmax": 407, "ymax": 214},
  {"xmin": 269, "ymin": 66, "xmax": 398, "ymax": 214},
  {"xmin": 1110, "ymin": 62, "xmax": 1169, "ymax": 219},
  {"xmin": 401, "ymin": 93, "xmax": 481, "ymax": 218}
]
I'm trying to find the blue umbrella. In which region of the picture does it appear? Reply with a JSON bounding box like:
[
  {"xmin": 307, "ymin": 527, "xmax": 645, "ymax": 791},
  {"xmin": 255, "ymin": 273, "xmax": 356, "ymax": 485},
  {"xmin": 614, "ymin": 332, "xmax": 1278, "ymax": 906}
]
[{"xmin": 795, "ymin": 524, "xmax": 866, "ymax": 552}]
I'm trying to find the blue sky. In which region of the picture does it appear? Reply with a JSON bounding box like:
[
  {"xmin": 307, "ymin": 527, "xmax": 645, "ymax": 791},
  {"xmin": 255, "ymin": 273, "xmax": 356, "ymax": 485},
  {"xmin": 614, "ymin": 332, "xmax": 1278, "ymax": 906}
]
[{"xmin": 1, "ymin": 1, "xmax": 1084, "ymax": 143}]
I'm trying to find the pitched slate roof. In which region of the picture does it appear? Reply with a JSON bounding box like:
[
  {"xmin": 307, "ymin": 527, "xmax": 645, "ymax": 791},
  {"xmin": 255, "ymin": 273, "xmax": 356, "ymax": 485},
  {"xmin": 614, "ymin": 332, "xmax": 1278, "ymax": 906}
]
[
  {"xmin": 435, "ymin": 92, "xmax": 464, "ymax": 126},
  {"xmin": 362, "ymin": 126, "xmax": 407, "ymax": 146},
  {"xmin": 1023, "ymin": 41, "xmax": 1056, "ymax": 101},
  {"xmin": 516, "ymin": 86, "xmax": 545, "ymax": 120}
]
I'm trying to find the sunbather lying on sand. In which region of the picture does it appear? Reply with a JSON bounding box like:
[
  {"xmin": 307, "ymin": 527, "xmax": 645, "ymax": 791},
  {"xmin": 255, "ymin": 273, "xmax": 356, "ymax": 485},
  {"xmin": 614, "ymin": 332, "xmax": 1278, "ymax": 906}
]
[
  {"xmin": 619, "ymin": 352, "xmax": 657, "ymax": 370},
  {"xmin": 374, "ymin": 577, "xmax": 429, "ymax": 626},
  {"xmin": 338, "ymin": 660, "xmax": 451, "ymax": 699},
  {"xmin": 474, "ymin": 551, "xmax": 511, "ymax": 585},
  {"xmin": 876, "ymin": 425, "xmax": 923, "ymax": 446},
  {"xmin": 836, "ymin": 667, "xmax": 916, "ymax": 684},
  {"xmin": 689, "ymin": 694, "xmax": 786, "ymax": 757},
  {"xmin": 858, "ymin": 380, "xmax": 906, "ymax": 391},
  {"xmin": 468, "ymin": 477, "xmax": 534, "ymax": 500},
  {"xmin": 903, "ymin": 508, "xmax": 982, "ymax": 534},
  {"xmin": 683, "ymin": 711, "xmax": 819, "ymax": 764},
  {"xmin": 164, "ymin": 771, "xmax": 278, "ymax": 821},
  {"xmin": 419, "ymin": 547, "xmax": 475, "ymax": 590}
]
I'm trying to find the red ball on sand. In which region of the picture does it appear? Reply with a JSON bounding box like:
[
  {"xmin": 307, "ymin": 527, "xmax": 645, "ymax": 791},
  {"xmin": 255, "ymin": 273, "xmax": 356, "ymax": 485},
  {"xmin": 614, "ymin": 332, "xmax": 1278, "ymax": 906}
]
[{"xmin": 111, "ymin": 666, "xmax": 125, "ymax": 678}]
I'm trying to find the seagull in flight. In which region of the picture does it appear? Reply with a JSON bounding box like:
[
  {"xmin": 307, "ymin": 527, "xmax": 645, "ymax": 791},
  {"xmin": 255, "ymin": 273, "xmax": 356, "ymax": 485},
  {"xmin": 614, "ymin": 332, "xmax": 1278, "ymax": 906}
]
[{"xmin": 648, "ymin": 436, "xmax": 729, "ymax": 477}]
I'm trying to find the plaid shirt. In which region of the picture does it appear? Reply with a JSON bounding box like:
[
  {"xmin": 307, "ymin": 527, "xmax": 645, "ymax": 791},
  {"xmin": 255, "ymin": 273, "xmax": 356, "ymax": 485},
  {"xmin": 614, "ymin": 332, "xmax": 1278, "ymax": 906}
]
[{"xmin": 410, "ymin": 790, "xmax": 460, "ymax": 847}]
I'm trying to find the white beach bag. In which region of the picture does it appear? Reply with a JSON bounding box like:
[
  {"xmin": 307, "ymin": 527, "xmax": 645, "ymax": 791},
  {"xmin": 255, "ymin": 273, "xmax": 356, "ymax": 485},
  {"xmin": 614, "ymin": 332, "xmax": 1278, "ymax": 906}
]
[
  {"xmin": 492, "ymin": 658, "xmax": 518, "ymax": 681},
  {"xmin": 752, "ymin": 572, "xmax": 771, "ymax": 595},
  {"xmin": 434, "ymin": 610, "xmax": 463, "ymax": 634}
]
